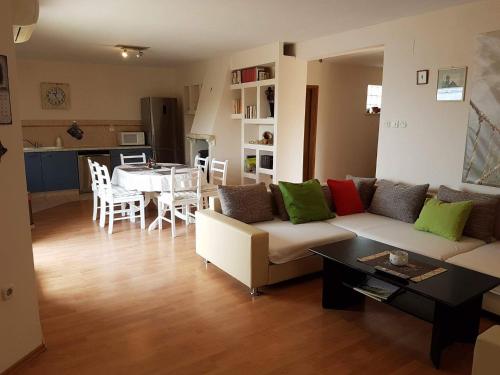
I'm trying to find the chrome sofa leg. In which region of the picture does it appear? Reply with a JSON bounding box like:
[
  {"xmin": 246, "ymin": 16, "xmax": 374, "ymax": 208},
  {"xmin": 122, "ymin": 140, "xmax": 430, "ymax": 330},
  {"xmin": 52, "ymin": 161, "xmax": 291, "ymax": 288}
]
[
  {"xmin": 204, "ymin": 258, "xmax": 210, "ymax": 265},
  {"xmin": 250, "ymin": 287, "xmax": 260, "ymax": 296}
]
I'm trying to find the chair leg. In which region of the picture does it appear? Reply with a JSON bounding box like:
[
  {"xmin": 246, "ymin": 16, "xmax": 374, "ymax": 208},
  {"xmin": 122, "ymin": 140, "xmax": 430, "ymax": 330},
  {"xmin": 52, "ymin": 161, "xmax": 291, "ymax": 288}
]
[
  {"xmin": 92, "ymin": 191, "xmax": 98, "ymax": 221},
  {"xmin": 140, "ymin": 198, "xmax": 145, "ymax": 230},
  {"xmin": 99, "ymin": 199, "xmax": 106, "ymax": 228},
  {"xmin": 129, "ymin": 203, "xmax": 136, "ymax": 223},
  {"xmin": 108, "ymin": 203, "xmax": 115, "ymax": 234},
  {"xmin": 157, "ymin": 201, "xmax": 163, "ymax": 231},
  {"xmin": 170, "ymin": 205, "xmax": 176, "ymax": 237},
  {"xmin": 185, "ymin": 204, "xmax": 190, "ymax": 227}
]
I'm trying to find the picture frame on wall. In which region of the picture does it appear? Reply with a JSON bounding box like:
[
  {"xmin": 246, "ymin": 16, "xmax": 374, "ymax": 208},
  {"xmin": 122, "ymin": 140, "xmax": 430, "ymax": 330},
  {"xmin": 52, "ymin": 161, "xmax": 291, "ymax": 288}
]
[
  {"xmin": 416, "ymin": 69, "xmax": 429, "ymax": 85},
  {"xmin": 436, "ymin": 67, "xmax": 467, "ymax": 101},
  {"xmin": 0, "ymin": 55, "xmax": 12, "ymax": 125}
]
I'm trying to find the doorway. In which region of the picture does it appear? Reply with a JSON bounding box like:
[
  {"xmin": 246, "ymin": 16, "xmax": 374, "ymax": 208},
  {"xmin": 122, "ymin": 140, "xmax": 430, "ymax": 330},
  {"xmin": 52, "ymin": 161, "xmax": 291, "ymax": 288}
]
[{"xmin": 303, "ymin": 85, "xmax": 319, "ymax": 181}]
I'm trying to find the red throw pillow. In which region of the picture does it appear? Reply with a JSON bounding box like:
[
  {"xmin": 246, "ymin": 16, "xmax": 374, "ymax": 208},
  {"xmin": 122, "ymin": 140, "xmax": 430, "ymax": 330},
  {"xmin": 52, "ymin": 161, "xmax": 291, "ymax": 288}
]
[{"xmin": 327, "ymin": 179, "xmax": 365, "ymax": 216}]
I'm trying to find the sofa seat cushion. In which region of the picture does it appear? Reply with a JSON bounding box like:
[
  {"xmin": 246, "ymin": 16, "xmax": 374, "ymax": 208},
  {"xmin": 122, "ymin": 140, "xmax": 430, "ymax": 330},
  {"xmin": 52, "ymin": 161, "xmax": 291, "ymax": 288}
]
[
  {"xmin": 446, "ymin": 242, "xmax": 500, "ymax": 295},
  {"xmin": 252, "ymin": 219, "xmax": 356, "ymax": 264},
  {"xmin": 326, "ymin": 213, "xmax": 484, "ymax": 260}
]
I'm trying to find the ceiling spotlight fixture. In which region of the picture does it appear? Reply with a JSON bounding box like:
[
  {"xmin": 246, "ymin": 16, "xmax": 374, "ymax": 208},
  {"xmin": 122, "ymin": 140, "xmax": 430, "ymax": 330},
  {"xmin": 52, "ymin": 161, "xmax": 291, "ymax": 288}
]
[{"xmin": 115, "ymin": 45, "xmax": 149, "ymax": 60}]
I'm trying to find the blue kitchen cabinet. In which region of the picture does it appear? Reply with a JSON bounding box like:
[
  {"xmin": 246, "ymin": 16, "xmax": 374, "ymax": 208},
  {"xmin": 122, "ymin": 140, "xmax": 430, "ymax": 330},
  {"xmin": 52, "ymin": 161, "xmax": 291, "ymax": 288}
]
[
  {"xmin": 41, "ymin": 151, "xmax": 79, "ymax": 191},
  {"xmin": 24, "ymin": 153, "xmax": 45, "ymax": 193},
  {"xmin": 110, "ymin": 148, "xmax": 152, "ymax": 170}
]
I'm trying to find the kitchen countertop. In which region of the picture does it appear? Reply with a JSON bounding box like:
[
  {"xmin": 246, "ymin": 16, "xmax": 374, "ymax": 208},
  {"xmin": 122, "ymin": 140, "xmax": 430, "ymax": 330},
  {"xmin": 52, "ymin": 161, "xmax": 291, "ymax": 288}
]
[{"xmin": 24, "ymin": 145, "xmax": 152, "ymax": 153}]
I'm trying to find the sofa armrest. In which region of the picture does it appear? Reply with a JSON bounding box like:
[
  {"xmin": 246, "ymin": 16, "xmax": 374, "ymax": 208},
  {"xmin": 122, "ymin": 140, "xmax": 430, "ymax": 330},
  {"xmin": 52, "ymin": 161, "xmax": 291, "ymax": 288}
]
[
  {"xmin": 473, "ymin": 325, "xmax": 500, "ymax": 375},
  {"xmin": 195, "ymin": 209, "xmax": 269, "ymax": 289}
]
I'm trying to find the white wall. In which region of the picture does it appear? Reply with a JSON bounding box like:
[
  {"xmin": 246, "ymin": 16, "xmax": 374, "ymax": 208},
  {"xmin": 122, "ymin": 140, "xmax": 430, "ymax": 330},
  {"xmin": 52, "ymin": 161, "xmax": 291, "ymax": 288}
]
[
  {"xmin": 0, "ymin": 0, "xmax": 44, "ymax": 372},
  {"xmin": 307, "ymin": 61, "xmax": 382, "ymax": 182},
  {"xmin": 17, "ymin": 59, "xmax": 177, "ymax": 121},
  {"xmin": 297, "ymin": 0, "xmax": 500, "ymax": 194}
]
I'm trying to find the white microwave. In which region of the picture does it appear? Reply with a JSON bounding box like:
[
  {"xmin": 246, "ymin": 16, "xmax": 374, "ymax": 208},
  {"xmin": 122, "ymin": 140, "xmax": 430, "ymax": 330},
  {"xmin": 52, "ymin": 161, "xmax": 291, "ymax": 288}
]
[{"xmin": 119, "ymin": 132, "xmax": 145, "ymax": 146}]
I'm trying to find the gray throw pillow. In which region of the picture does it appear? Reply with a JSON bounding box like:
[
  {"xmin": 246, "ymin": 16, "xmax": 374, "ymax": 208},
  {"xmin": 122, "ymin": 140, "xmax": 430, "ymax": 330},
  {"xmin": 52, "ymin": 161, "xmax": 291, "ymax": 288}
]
[
  {"xmin": 368, "ymin": 180, "xmax": 429, "ymax": 223},
  {"xmin": 269, "ymin": 184, "xmax": 289, "ymax": 221},
  {"xmin": 346, "ymin": 175, "xmax": 377, "ymax": 209},
  {"xmin": 437, "ymin": 185, "xmax": 500, "ymax": 243},
  {"xmin": 218, "ymin": 183, "xmax": 274, "ymax": 224},
  {"xmin": 321, "ymin": 185, "xmax": 335, "ymax": 212}
]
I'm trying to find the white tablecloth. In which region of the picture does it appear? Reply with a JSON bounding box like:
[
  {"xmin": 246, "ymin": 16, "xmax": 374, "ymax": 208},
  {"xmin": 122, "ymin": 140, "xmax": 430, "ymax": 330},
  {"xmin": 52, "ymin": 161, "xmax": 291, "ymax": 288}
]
[{"xmin": 111, "ymin": 163, "xmax": 206, "ymax": 192}]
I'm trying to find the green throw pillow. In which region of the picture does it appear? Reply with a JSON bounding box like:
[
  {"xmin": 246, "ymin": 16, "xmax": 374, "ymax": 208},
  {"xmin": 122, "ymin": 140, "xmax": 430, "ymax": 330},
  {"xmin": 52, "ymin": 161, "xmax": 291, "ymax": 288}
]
[
  {"xmin": 414, "ymin": 198, "xmax": 473, "ymax": 241},
  {"xmin": 278, "ymin": 179, "xmax": 334, "ymax": 224}
]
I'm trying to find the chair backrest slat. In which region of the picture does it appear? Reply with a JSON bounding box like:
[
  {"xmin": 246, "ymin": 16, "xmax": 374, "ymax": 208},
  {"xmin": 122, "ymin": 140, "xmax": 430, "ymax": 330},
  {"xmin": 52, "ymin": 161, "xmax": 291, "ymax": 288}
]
[
  {"xmin": 95, "ymin": 164, "xmax": 112, "ymax": 195},
  {"xmin": 120, "ymin": 153, "xmax": 147, "ymax": 165},
  {"xmin": 194, "ymin": 155, "xmax": 211, "ymax": 180},
  {"xmin": 169, "ymin": 167, "xmax": 201, "ymax": 198},
  {"xmin": 210, "ymin": 159, "xmax": 228, "ymax": 186}
]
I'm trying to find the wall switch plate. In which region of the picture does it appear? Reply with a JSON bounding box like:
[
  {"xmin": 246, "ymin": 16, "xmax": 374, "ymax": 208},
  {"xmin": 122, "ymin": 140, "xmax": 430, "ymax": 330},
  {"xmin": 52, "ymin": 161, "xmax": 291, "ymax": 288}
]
[
  {"xmin": 1, "ymin": 285, "xmax": 14, "ymax": 301},
  {"xmin": 385, "ymin": 120, "xmax": 408, "ymax": 129}
]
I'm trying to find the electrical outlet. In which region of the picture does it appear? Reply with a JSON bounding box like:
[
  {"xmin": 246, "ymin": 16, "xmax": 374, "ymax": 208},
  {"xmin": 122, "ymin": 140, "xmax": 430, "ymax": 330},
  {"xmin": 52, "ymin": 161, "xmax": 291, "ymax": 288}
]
[
  {"xmin": 1, "ymin": 285, "xmax": 14, "ymax": 301},
  {"xmin": 385, "ymin": 120, "xmax": 408, "ymax": 129}
]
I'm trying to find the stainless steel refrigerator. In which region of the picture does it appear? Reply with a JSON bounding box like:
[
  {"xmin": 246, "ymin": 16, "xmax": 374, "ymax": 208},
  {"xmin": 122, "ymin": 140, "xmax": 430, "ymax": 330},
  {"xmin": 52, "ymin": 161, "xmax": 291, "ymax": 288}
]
[{"xmin": 141, "ymin": 97, "xmax": 184, "ymax": 163}]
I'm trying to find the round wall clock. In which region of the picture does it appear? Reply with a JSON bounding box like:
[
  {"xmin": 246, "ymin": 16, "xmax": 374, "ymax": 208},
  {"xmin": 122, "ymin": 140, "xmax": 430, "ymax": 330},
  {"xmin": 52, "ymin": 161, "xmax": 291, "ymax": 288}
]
[{"xmin": 41, "ymin": 82, "xmax": 71, "ymax": 110}]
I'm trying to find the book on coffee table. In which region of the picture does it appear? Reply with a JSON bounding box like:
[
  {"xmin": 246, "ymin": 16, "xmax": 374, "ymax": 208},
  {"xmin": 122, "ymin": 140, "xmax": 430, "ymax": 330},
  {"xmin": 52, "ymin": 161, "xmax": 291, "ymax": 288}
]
[{"xmin": 352, "ymin": 277, "xmax": 400, "ymax": 302}]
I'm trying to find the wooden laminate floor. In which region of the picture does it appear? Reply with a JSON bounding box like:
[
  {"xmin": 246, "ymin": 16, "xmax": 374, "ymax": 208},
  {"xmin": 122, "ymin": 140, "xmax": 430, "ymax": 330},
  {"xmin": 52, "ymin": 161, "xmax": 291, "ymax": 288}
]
[{"xmin": 14, "ymin": 200, "xmax": 494, "ymax": 375}]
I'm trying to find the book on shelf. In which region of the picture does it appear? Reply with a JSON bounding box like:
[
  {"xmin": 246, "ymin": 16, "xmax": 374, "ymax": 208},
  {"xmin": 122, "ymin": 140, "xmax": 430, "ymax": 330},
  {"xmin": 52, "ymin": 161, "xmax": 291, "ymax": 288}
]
[
  {"xmin": 232, "ymin": 70, "xmax": 242, "ymax": 84},
  {"xmin": 245, "ymin": 105, "xmax": 257, "ymax": 119},
  {"xmin": 352, "ymin": 277, "xmax": 400, "ymax": 302},
  {"xmin": 232, "ymin": 98, "xmax": 241, "ymax": 115}
]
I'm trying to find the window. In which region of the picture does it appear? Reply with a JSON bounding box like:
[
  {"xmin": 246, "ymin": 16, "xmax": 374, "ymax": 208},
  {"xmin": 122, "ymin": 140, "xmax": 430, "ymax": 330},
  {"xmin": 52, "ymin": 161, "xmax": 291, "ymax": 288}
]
[{"xmin": 366, "ymin": 85, "xmax": 382, "ymax": 113}]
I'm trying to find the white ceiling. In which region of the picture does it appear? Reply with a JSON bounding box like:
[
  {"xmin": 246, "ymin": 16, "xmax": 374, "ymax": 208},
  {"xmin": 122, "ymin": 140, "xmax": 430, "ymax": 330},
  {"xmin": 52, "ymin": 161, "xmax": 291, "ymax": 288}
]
[{"xmin": 15, "ymin": 0, "xmax": 480, "ymax": 66}]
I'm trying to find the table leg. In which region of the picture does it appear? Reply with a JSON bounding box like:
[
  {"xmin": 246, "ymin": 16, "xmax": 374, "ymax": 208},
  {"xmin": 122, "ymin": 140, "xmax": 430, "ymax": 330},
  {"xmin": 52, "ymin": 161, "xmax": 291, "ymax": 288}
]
[
  {"xmin": 322, "ymin": 258, "xmax": 365, "ymax": 310},
  {"xmin": 430, "ymin": 296, "xmax": 482, "ymax": 368}
]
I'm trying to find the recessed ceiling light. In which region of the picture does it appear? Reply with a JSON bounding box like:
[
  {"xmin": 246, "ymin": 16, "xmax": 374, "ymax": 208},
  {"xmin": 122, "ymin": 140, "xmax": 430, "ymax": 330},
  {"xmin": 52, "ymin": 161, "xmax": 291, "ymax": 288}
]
[{"xmin": 121, "ymin": 49, "xmax": 128, "ymax": 58}]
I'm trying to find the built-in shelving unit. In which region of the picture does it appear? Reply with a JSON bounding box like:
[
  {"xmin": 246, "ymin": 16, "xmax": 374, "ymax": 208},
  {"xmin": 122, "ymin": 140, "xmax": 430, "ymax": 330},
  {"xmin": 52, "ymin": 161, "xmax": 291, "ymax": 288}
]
[{"xmin": 231, "ymin": 63, "xmax": 277, "ymax": 184}]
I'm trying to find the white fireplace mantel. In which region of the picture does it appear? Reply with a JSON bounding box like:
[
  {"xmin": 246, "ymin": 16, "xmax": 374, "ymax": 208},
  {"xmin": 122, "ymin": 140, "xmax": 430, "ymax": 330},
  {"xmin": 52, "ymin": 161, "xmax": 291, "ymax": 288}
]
[{"xmin": 186, "ymin": 133, "xmax": 215, "ymax": 166}]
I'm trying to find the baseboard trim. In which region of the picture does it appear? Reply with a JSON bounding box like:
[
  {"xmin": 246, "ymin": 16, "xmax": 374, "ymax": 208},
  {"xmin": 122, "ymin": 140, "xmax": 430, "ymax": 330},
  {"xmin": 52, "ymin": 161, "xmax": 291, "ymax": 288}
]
[{"xmin": 1, "ymin": 343, "xmax": 47, "ymax": 375}]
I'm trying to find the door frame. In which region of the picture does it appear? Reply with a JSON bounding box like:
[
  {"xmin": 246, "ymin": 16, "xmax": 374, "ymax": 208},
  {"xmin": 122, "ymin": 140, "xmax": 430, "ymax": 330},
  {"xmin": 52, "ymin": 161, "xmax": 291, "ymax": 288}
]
[{"xmin": 303, "ymin": 85, "xmax": 319, "ymax": 181}]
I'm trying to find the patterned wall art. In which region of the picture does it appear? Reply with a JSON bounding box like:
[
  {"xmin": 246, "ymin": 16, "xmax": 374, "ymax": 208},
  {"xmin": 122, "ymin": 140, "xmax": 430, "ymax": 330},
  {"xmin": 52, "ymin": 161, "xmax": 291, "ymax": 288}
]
[{"xmin": 462, "ymin": 30, "xmax": 500, "ymax": 187}]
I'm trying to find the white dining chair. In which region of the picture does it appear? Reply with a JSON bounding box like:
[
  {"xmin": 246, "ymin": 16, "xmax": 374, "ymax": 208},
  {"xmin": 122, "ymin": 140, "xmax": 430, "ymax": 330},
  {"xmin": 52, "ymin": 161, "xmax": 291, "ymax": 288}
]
[
  {"xmin": 194, "ymin": 154, "xmax": 211, "ymax": 182},
  {"xmin": 120, "ymin": 153, "xmax": 147, "ymax": 165},
  {"xmin": 209, "ymin": 159, "xmax": 228, "ymax": 186},
  {"xmin": 200, "ymin": 159, "xmax": 228, "ymax": 208},
  {"xmin": 156, "ymin": 167, "xmax": 201, "ymax": 237},
  {"xmin": 95, "ymin": 163, "xmax": 145, "ymax": 234},
  {"xmin": 87, "ymin": 159, "xmax": 102, "ymax": 221}
]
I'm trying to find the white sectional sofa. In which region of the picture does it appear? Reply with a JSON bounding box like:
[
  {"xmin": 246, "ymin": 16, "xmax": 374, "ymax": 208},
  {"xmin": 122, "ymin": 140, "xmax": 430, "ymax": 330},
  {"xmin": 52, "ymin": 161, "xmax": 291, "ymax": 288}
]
[{"xmin": 196, "ymin": 198, "xmax": 500, "ymax": 314}]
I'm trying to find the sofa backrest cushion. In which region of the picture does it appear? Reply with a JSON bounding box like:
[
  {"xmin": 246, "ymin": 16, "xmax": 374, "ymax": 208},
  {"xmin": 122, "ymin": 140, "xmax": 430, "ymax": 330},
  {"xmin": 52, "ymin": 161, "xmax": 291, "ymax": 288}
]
[
  {"xmin": 346, "ymin": 175, "xmax": 377, "ymax": 209},
  {"xmin": 218, "ymin": 183, "xmax": 274, "ymax": 224},
  {"xmin": 269, "ymin": 184, "xmax": 290, "ymax": 221},
  {"xmin": 368, "ymin": 180, "xmax": 429, "ymax": 223},
  {"xmin": 437, "ymin": 185, "xmax": 500, "ymax": 243}
]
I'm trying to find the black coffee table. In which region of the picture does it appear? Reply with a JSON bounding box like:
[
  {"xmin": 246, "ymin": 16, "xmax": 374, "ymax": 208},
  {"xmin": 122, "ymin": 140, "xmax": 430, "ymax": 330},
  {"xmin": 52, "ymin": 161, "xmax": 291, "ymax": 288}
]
[{"xmin": 309, "ymin": 237, "xmax": 500, "ymax": 369}]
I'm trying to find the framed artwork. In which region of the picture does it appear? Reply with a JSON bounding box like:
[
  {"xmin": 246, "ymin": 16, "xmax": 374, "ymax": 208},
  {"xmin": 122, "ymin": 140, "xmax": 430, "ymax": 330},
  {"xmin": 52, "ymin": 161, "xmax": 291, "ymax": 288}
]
[
  {"xmin": 436, "ymin": 67, "xmax": 467, "ymax": 101},
  {"xmin": 462, "ymin": 30, "xmax": 500, "ymax": 187},
  {"xmin": 40, "ymin": 82, "xmax": 71, "ymax": 110},
  {"xmin": 416, "ymin": 69, "xmax": 429, "ymax": 85},
  {"xmin": 0, "ymin": 55, "xmax": 12, "ymax": 125}
]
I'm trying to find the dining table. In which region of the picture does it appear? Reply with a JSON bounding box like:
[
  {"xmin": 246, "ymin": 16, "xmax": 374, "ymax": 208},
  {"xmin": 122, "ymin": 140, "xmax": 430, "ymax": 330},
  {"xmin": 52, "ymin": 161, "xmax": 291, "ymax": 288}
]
[{"xmin": 111, "ymin": 163, "xmax": 208, "ymax": 231}]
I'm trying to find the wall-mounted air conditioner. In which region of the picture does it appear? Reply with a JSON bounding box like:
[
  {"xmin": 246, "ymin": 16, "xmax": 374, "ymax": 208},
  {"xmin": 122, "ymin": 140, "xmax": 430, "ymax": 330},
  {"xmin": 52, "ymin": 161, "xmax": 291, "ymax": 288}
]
[{"xmin": 13, "ymin": 0, "xmax": 39, "ymax": 44}]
